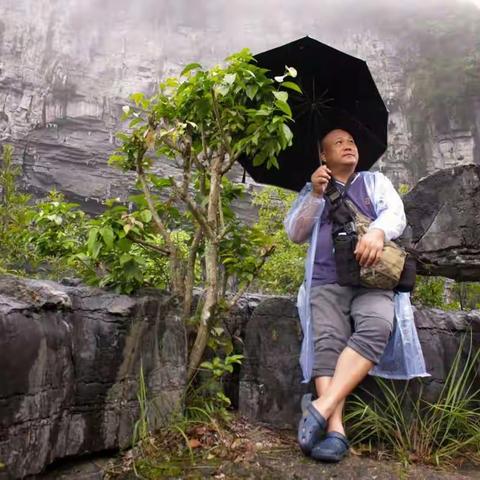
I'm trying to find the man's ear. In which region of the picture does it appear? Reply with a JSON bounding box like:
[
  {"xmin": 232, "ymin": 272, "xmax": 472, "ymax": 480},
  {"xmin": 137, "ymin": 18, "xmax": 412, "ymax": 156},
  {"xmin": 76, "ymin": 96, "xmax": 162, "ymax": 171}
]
[{"xmin": 320, "ymin": 152, "xmax": 326, "ymax": 165}]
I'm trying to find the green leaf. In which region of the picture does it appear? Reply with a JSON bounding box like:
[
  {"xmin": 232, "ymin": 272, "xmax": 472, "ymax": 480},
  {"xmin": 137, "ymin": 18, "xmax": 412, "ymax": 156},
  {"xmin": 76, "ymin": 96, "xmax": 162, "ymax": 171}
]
[
  {"xmin": 282, "ymin": 124, "xmax": 293, "ymax": 145},
  {"xmin": 268, "ymin": 156, "xmax": 280, "ymax": 169},
  {"xmin": 224, "ymin": 73, "xmax": 237, "ymax": 84},
  {"xmin": 281, "ymin": 81, "xmax": 302, "ymax": 93},
  {"xmin": 275, "ymin": 100, "xmax": 292, "ymax": 117},
  {"xmin": 216, "ymin": 391, "xmax": 231, "ymax": 406},
  {"xmin": 92, "ymin": 242, "xmax": 102, "ymax": 259},
  {"xmin": 139, "ymin": 209, "xmax": 152, "ymax": 223},
  {"xmin": 226, "ymin": 354, "xmax": 244, "ymax": 364},
  {"xmin": 87, "ymin": 228, "xmax": 99, "ymax": 253},
  {"xmin": 100, "ymin": 226, "xmax": 114, "ymax": 249},
  {"xmin": 117, "ymin": 237, "xmax": 132, "ymax": 251},
  {"xmin": 216, "ymin": 84, "xmax": 230, "ymax": 96},
  {"xmin": 150, "ymin": 176, "xmax": 172, "ymax": 189},
  {"xmin": 253, "ymin": 154, "xmax": 265, "ymax": 167},
  {"xmin": 129, "ymin": 117, "xmax": 144, "ymax": 127},
  {"xmin": 246, "ymin": 84, "xmax": 258, "ymax": 100},
  {"xmin": 120, "ymin": 253, "xmax": 132, "ymax": 265},
  {"xmin": 181, "ymin": 62, "xmax": 202, "ymax": 76},
  {"xmin": 130, "ymin": 92, "xmax": 146, "ymax": 106},
  {"xmin": 273, "ymin": 91, "xmax": 288, "ymax": 103}
]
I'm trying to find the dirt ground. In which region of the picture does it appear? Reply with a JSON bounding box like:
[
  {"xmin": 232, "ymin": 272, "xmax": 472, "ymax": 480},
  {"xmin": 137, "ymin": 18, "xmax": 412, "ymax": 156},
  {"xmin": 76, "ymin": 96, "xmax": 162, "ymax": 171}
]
[
  {"xmin": 36, "ymin": 446, "xmax": 480, "ymax": 480},
  {"xmin": 37, "ymin": 420, "xmax": 480, "ymax": 480}
]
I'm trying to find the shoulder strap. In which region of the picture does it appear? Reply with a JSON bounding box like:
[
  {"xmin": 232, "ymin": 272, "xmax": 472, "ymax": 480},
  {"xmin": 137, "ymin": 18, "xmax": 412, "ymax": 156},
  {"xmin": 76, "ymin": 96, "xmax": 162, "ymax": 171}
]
[
  {"xmin": 325, "ymin": 175, "xmax": 358, "ymax": 235},
  {"xmin": 324, "ymin": 173, "xmax": 358, "ymax": 204}
]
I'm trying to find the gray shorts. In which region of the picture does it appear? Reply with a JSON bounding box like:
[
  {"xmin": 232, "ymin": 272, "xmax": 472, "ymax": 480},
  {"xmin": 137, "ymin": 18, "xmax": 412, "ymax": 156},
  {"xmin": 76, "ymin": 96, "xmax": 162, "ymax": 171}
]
[{"xmin": 310, "ymin": 283, "xmax": 394, "ymax": 378}]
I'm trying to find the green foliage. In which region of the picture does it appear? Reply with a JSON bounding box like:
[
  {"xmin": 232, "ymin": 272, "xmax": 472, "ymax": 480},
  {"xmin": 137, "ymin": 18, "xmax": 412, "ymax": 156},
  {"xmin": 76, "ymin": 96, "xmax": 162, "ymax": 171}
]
[
  {"xmin": 0, "ymin": 144, "xmax": 33, "ymax": 271},
  {"xmin": 196, "ymin": 351, "xmax": 244, "ymax": 416},
  {"xmin": 413, "ymin": 276, "xmax": 480, "ymax": 311},
  {"xmin": 74, "ymin": 199, "xmax": 172, "ymax": 293},
  {"xmin": 450, "ymin": 281, "xmax": 480, "ymax": 311},
  {"xmin": 111, "ymin": 48, "xmax": 297, "ymax": 174},
  {"xmin": 345, "ymin": 333, "xmax": 480, "ymax": 466},
  {"xmin": 412, "ymin": 275, "xmax": 446, "ymax": 308},
  {"xmin": 251, "ymin": 186, "xmax": 306, "ymax": 294},
  {"xmin": 29, "ymin": 190, "xmax": 86, "ymax": 259}
]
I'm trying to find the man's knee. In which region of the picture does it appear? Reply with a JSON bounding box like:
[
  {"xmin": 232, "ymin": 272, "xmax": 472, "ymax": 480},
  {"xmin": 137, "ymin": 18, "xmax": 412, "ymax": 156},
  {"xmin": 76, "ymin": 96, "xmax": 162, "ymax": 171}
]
[{"xmin": 347, "ymin": 317, "xmax": 393, "ymax": 364}]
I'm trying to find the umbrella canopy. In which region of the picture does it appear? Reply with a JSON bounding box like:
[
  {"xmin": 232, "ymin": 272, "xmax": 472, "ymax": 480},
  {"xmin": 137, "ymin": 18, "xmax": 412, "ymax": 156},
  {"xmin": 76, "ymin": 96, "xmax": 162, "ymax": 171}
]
[{"xmin": 238, "ymin": 36, "xmax": 388, "ymax": 192}]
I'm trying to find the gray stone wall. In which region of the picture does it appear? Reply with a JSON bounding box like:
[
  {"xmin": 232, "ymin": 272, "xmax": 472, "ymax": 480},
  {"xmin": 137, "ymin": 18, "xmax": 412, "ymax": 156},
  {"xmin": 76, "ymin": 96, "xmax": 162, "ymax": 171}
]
[
  {"xmin": 0, "ymin": 277, "xmax": 186, "ymax": 479},
  {"xmin": 238, "ymin": 297, "xmax": 480, "ymax": 430}
]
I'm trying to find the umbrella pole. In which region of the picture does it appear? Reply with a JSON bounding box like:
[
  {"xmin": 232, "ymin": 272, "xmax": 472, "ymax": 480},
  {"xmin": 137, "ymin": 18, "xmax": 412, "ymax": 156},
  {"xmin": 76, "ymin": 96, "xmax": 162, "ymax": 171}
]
[{"xmin": 317, "ymin": 140, "xmax": 324, "ymax": 167}]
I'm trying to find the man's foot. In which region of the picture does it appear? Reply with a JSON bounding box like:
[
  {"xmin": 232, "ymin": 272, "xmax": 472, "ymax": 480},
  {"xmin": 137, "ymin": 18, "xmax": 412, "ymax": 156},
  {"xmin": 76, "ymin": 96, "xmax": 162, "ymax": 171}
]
[
  {"xmin": 310, "ymin": 431, "xmax": 349, "ymax": 462},
  {"xmin": 297, "ymin": 394, "xmax": 327, "ymax": 455}
]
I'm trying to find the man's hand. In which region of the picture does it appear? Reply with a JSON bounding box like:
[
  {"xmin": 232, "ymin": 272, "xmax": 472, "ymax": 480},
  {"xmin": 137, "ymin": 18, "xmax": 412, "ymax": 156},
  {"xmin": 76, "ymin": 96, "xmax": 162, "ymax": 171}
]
[
  {"xmin": 354, "ymin": 228, "xmax": 385, "ymax": 267},
  {"xmin": 311, "ymin": 165, "xmax": 331, "ymax": 197}
]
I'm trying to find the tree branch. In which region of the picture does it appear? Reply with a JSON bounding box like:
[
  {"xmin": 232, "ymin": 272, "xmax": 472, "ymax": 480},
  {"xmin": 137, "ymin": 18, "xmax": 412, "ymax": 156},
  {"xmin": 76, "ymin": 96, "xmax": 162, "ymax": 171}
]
[
  {"xmin": 137, "ymin": 171, "xmax": 173, "ymax": 248},
  {"xmin": 227, "ymin": 245, "xmax": 275, "ymax": 309},
  {"xmin": 183, "ymin": 226, "xmax": 203, "ymax": 320},
  {"xmin": 211, "ymin": 89, "xmax": 237, "ymax": 174},
  {"xmin": 128, "ymin": 234, "xmax": 170, "ymax": 256},
  {"xmin": 170, "ymin": 176, "xmax": 215, "ymax": 240}
]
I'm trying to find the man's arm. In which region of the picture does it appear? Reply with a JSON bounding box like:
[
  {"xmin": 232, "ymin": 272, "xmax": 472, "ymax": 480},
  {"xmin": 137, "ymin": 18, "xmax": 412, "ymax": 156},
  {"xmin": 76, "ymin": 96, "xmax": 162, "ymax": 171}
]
[
  {"xmin": 354, "ymin": 172, "xmax": 406, "ymax": 267},
  {"xmin": 284, "ymin": 185, "xmax": 325, "ymax": 244},
  {"xmin": 368, "ymin": 172, "xmax": 407, "ymax": 241},
  {"xmin": 284, "ymin": 165, "xmax": 331, "ymax": 244}
]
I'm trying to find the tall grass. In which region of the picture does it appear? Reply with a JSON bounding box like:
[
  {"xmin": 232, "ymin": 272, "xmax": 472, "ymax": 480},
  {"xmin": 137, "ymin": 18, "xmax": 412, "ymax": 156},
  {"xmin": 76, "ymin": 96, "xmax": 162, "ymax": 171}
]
[
  {"xmin": 132, "ymin": 360, "xmax": 149, "ymax": 447},
  {"xmin": 345, "ymin": 333, "xmax": 480, "ymax": 466}
]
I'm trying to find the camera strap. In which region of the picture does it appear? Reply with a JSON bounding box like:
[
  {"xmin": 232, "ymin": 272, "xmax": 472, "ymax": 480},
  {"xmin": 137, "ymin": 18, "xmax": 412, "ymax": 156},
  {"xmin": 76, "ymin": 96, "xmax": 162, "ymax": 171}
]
[{"xmin": 325, "ymin": 173, "xmax": 358, "ymax": 235}]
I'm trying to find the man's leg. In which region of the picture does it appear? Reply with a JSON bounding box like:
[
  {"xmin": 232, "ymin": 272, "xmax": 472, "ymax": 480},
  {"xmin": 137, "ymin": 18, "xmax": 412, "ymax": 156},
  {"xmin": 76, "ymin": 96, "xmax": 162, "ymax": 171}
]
[
  {"xmin": 315, "ymin": 376, "xmax": 345, "ymax": 435},
  {"xmin": 310, "ymin": 283, "xmax": 353, "ymax": 434},
  {"xmin": 310, "ymin": 284, "xmax": 353, "ymax": 380},
  {"xmin": 312, "ymin": 288, "xmax": 394, "ymax": 419},
  {"xmin": 312, "ymin": 347, "xmax": 373, "ymax": 418}
]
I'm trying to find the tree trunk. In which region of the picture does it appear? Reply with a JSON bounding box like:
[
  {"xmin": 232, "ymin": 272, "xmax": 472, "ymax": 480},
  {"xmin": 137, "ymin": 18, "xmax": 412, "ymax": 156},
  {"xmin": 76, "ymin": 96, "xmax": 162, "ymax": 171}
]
[{"xmin": 187, "ymin": 155, "xmax": 222, "ymax": 381}]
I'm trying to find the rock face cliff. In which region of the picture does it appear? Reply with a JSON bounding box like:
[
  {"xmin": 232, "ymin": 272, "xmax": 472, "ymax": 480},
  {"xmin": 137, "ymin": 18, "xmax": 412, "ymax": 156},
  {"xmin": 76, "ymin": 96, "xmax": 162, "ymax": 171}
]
[{"xmin": 0, "ymin": 0, "xmax": 479, "ymax": 213}]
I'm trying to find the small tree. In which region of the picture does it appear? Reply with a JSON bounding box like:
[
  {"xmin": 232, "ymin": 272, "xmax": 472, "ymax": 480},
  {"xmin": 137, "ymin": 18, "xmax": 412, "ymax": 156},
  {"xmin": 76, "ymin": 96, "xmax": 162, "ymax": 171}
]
[{"xmin": 107, "ymin": 49, "xmax": 300, "ymax": 380}]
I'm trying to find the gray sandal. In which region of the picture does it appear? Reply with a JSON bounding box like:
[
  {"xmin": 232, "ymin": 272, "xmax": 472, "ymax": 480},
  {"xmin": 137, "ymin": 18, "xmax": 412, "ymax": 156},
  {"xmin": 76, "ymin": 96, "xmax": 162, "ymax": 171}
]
[{"xmin": 297, "ymin": 393, "xmax": 327, "ymax": 455}]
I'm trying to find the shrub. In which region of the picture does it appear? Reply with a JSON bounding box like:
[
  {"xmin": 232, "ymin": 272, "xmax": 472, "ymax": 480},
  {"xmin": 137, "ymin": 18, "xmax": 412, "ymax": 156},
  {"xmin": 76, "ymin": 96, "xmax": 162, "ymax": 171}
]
[{"xmin": 345, "ymin": 333, "xmax": 480, "ymax": 466}]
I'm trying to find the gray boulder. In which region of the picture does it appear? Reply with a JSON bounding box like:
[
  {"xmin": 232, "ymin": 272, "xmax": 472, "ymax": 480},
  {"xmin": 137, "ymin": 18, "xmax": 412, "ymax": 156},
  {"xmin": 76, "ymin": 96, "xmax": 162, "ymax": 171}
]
[
  {"xmin": 404, "ymin": 164, "xmax": 480, "ymax": 281},
  {"xmin": 0, "ymin": 277, "xmax": 186, "ymax": 479}
]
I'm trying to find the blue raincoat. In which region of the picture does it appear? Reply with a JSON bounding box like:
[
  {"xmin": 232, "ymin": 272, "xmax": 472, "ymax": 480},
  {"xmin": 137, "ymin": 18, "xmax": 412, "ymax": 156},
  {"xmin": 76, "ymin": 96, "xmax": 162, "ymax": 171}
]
[{"xmin": 284, "ymin": 171, "xmax": 430, "ymax": 383}]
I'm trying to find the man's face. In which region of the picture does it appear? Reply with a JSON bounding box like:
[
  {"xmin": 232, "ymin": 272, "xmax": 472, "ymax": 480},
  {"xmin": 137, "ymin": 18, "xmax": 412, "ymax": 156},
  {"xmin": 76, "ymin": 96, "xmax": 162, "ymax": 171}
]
[{"xmin": 320, "ymin": 129, "xmax": 359, "ymax": 170}]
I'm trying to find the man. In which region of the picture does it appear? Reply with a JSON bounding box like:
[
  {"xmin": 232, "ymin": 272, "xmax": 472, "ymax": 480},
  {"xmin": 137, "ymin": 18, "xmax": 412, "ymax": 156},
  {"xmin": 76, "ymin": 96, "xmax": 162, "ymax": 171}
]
[{"xmin": 284, "ymin": 128, "xmax": 428, "ymax": 462}]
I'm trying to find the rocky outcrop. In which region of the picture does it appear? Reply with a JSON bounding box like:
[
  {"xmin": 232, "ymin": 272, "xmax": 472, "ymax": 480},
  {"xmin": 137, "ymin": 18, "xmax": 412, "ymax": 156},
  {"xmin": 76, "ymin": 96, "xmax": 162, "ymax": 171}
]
[
  {"xmin": 0, "ymin": 0, "xmax": 479, "ymax": 214},
  {"xmin": 238, "ymin": 297, "xmax": 480, "ymax": 429},
  {"xmin": 0, "ymin": 277, "xmax": 186, "ymax": 480},
  {"xmin": 404, "ymin": 164, "xmax": 480, "ymax": 280}
]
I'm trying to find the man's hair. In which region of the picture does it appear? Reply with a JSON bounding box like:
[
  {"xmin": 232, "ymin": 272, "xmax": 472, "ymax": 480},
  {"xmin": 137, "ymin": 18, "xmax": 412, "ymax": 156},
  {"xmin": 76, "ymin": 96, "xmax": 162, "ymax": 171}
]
[{"xmin": 319, "ymin": 128, "xmax": 354, "ymax": 153}]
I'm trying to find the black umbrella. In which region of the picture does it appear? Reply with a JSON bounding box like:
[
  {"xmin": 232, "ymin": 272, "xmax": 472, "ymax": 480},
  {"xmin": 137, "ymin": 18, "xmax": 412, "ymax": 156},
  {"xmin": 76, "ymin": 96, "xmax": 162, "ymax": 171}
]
[{"xmin": 238, "ymin": 36, "xmax": 388, "ymax": 192}]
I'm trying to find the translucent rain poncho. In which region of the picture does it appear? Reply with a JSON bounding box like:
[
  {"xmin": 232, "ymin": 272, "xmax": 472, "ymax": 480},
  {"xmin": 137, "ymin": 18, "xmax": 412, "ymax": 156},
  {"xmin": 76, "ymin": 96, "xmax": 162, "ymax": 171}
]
[{"xmin": 284, "ymin": 171, "xmax": 429, "ymax": 383}]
